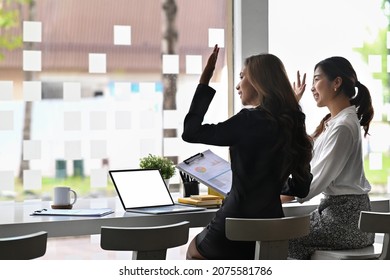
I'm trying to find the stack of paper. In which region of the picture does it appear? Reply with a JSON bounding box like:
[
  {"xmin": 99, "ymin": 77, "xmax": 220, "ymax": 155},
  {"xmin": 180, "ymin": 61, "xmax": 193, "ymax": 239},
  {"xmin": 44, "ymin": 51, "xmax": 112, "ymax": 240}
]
[{"xmin": 178, "ymin": 194, "xmax": 223, "ymax": 208}]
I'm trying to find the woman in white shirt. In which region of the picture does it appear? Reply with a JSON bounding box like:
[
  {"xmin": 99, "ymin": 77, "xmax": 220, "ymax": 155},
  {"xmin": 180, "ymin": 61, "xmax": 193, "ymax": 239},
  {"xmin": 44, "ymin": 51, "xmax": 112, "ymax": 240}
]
[{"xmin": 282, "ymin": 56, "xmax": 375, "ymax": 259}]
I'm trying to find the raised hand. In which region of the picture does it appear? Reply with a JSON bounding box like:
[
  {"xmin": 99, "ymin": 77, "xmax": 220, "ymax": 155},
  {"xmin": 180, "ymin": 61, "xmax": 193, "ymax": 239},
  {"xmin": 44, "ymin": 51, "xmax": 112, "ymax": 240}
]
[
  {"xmin": 293, "ymin": 71, "xmax": 306, "ymax": 102},
  {"xmin": 199, "ymin": 45, "xmax": 220, "ymax": 85}
]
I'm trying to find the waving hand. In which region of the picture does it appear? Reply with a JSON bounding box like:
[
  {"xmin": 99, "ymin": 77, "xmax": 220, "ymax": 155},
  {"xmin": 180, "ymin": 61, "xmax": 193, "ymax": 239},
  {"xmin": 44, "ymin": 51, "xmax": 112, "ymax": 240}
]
[
  {"xmin": 293, "ymin": 71, "xmax": 306, "ymax": 102},
  {"xmin": 200, "ymin": 45, "xmax": 220, "ymax": 85}
]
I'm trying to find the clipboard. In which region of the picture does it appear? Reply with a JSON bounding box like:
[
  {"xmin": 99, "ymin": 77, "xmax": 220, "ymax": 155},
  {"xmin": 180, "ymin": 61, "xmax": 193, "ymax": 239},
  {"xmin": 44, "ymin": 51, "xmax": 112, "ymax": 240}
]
[
  {"xmin": 176, "ymin": 149, "xmax": 232, "ymax": 196},
  {"xmin": 31, "ymin": 208, "xmax": 114, "ymax": 217}
]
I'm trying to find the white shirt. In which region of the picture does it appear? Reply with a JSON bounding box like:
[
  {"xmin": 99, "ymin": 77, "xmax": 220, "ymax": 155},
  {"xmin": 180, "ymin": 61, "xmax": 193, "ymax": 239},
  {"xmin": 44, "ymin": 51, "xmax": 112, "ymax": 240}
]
[{"xmin": 298, "ymin": 106, "xmax": 371, "ymax": 202}]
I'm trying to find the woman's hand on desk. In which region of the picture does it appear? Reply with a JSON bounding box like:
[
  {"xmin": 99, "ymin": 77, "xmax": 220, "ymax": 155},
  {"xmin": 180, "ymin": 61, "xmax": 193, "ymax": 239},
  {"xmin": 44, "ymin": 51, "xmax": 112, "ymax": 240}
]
[{"xmin": 280, "ymin": 195, "xmax": 296, "ymax": 204}]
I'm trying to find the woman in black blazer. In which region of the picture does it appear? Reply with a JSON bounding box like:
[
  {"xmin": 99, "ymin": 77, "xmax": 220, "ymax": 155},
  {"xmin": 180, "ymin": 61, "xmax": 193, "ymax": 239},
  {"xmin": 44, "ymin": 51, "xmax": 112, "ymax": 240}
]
[{"xmin": 183, "ymin": 45, "xmax": 313, "ymax": 260}]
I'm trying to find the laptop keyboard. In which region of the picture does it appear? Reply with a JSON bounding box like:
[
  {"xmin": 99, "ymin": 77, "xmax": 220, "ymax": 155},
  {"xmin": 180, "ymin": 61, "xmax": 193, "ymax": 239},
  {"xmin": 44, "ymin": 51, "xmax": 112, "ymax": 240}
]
[{"xmin": 126, "ymin": 204, "xmax": 202, "ymax": 214}]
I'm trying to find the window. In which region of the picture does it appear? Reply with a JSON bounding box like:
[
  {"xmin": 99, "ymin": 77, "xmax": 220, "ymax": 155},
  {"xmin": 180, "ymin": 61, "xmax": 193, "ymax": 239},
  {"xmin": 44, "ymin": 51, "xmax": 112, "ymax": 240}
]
[
  {"xmin": 269, "ymin": 0, "xmax": 390, "ymax": 195},
  {"xmin": 0, "ymin": 0, "xmax": 230, "ymax": 201}
]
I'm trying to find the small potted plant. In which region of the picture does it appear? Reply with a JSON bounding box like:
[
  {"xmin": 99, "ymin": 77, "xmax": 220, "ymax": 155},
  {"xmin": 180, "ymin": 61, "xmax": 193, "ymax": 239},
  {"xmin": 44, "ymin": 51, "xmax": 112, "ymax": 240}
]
[{"xmin": 139, "ymin": 154, "xmax": 176, "ymax": 184}]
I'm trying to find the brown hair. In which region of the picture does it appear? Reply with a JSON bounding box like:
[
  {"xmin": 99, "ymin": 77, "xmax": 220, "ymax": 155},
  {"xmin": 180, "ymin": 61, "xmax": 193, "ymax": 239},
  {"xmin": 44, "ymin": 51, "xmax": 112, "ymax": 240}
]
[
  {"xmin": 312, "ymin": 56, "xmax": 374, "ymax": 139},
  {"xmin": 245, "ymin": 54, "xmax": 313, "ymax": 183}
]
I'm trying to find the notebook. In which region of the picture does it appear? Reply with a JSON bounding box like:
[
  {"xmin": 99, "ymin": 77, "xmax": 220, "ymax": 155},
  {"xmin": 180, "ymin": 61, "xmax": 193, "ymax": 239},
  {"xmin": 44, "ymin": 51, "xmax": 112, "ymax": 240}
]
[{"xmin": 109, "ymin": 169, "xmax": 205, "ymax": 214}]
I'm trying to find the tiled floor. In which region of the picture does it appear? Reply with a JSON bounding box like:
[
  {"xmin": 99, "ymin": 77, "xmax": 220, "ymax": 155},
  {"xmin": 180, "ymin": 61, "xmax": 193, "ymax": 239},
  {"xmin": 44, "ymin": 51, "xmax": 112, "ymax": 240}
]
[{"xmin": 40, "ymin": 228, "xmax": 202, "ymax": 260}]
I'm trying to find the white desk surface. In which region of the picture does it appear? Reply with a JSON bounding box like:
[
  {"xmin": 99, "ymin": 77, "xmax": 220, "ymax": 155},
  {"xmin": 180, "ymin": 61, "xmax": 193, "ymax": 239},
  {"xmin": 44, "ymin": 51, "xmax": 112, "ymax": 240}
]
[
  {"xmin": 0, "ymin": 196, "xmax": 217, "ymax": 238},
  {"xmin": 0, "ymin": 195, "xmax": 388, "ymax": 238}
]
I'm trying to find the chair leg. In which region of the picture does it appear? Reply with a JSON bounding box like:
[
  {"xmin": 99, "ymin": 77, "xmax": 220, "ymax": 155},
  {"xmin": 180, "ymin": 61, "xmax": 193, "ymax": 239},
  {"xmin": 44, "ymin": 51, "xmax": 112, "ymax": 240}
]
[
  {"xmin": 379, "ymin": 233, "xmax": 390, "ymax": 260},
  {"xmin": 132, "ymin": 250, "xmax": 167, "ymax": 260}
]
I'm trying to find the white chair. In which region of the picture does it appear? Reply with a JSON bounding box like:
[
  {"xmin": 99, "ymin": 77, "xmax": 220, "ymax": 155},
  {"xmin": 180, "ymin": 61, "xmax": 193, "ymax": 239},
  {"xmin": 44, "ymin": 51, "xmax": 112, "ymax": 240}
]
[
  {"xmin": 0, "ymin": 231, "xmax": 48, "ymax": 260},
  {"xmin": 100, "ymin": 221, "xmax": 190, "ymax": 260},
  {"xmin": 226, "ymin": 215, "xmax": 310, "ymax": 260},
  {"xmin": 311, "ymin": 211, "xmax": 390, "ymax": 260}
]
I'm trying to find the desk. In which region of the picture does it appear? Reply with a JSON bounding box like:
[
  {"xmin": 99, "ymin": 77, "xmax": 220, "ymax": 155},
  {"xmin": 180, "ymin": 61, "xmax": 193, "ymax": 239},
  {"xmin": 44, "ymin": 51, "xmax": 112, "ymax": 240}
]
[
  {"xmin": 0, "ymin": 197, "xmax": 215, "ymax": 238},
  {"xmin": 0, "ymin": 196, "xmax": 388, "ymax": 238}
]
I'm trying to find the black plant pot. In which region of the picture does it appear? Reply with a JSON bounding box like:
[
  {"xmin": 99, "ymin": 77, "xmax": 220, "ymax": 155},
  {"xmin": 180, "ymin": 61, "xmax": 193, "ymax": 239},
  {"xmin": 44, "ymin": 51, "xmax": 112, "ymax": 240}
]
[{"xmin": 183, "ymin": 181, "xmax": 199, "ymax": 197}]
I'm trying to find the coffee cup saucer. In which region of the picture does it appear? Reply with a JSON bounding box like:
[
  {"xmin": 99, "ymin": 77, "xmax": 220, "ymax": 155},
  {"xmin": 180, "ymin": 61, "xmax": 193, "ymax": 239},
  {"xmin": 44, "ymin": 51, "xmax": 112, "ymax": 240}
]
[{"xmin": 51, "ymin": 204, "xmax": 73, "ymax": 209}]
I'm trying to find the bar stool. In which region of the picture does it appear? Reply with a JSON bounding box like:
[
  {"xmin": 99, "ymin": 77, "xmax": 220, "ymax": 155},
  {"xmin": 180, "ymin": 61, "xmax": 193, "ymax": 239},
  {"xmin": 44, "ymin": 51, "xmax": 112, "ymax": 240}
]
[
  {"xmin": 100, "ymin": 221, "xmax": 190, "ymax": 260},
  {"xmin": 226, "ymin": 215, "xmax": 310, "ymax": 260},
  {"xmin": 311, "ymin": 211, "xmax": 390, "ymax": 260},
  {"xmin": 0, "ymin": 231, "xmax": 48, "ymax": 260}
]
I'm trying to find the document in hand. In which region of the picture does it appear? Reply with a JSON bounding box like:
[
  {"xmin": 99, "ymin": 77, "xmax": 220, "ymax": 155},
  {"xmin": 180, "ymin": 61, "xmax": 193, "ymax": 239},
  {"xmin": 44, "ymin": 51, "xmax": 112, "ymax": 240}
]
[
  {"xmin": 176, "ymin": 149, "xmax": 231, "ymax": 196},
  {"xmin": 31, "ymin": 208, "xmax": 114, "ymax": 217}
]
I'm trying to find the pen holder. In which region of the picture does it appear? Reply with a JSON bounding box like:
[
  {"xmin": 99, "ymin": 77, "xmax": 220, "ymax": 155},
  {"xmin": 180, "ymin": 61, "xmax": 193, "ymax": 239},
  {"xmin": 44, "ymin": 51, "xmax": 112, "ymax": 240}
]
[{"xmin": 183, "ymin": 181, "xmax": 199, "ymax": 197}]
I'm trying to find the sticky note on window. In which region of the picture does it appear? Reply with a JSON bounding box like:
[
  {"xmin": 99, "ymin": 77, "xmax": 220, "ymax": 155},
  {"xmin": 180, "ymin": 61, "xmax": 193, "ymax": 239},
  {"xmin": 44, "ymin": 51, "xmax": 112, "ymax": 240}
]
[
  {"xmin": 23, "ymin": 81, "xmax": 42, "ymax": 101},
  {"xmin": 63, "ymin": 82, "xmax": 81, "ymax": 101},
  {"xmin": 114, "ymin": 25, "xmax": 131, "ymax": 45},
  {"xmin": 90, "ymin": 111, "xmax": 107, "ymax": 130},
  {"xmin": 90, "ymin": 140, "xmax": 107, "ymax": 159},
  {"xmin": 64, "ymin": 111, "xmax": 81, "ymax": 130},
  {"xmin": 0, "ymin": 81, "xmax": 13, "ymax": 100},
  {"xmin": 65, "ymin": 141, "xmax": 82, "ymax": 160},
  {"xmin": 0, "ymin": 171, "xmax": 14, "ymax": 192},
  {"xmin": 23, "ymin": 50, "xmax": 42, "ymax": 71},
  {"xmin": 23, "ymin": 170, "xmax": 41, "ymax": 190},
  {"xmin": 140, "ymin": 139, "xmax": 157, "ymax": 157},
  {"xmin": 23, "ymin": 140, "xmax": 41, "ymax": 160},
  {"xmin": 208, "ymin": 28, "xmax": 225, "ymax": 48},
  {"xmin": 89, "ymin": 53, "xmax": 106, "ymax": 73},
  {"xmin": 0, "ymin": 111, "xmax": 13, "ymax": 130},
  {"xmin": 115, "ymin": 111, "xmax": 132, "ymax": 129},
  {"xmin": 162, "ymin": 54, "xmax": 179, "ymax": 74},
  {"xmin": 90, "ymin": 168, "xmax": 107, "ymax": 188},
  {"xmin": 23, "ymin": 21, "xmax": 42, "ymax": 42}
]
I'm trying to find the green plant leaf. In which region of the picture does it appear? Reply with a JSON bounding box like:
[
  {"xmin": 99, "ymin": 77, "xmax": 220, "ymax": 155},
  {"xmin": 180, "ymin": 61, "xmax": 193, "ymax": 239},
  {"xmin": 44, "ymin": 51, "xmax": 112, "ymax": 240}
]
[{"xmin": 139, "ymin": 154, "xmax": 176, "ymax": 179}]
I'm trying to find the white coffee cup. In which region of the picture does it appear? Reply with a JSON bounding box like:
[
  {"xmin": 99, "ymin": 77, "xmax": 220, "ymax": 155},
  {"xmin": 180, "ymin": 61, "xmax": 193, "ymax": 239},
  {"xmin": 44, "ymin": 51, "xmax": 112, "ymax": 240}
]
[{"xmin": 53, "ymin": 186, "xmax": 77, "ymax": 206}]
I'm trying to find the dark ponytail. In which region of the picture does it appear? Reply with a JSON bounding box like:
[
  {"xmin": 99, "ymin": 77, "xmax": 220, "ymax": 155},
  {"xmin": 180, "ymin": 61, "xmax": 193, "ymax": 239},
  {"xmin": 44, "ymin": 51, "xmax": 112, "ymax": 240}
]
[{"xmin": 350, "ymin": 82, "xmax": 374, "ymax": 136}]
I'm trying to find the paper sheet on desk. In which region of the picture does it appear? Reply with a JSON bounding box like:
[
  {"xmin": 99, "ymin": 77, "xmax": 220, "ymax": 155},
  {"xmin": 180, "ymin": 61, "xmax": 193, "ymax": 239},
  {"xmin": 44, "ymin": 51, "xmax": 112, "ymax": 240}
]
[
  {"xmin": 177, "ymin": 149, "xmax": 231, "ymax": 196},
  {"xmin": 31, "ymin": 208, "xmax": 114, "ymax": 217}
]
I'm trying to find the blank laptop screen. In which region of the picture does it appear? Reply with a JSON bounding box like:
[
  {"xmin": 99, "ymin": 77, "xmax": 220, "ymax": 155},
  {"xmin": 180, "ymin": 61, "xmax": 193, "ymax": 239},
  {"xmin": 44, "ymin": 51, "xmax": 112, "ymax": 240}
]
[{"xmin": 109, "ymin": 169, "xmax": 174, "ymax": 208}]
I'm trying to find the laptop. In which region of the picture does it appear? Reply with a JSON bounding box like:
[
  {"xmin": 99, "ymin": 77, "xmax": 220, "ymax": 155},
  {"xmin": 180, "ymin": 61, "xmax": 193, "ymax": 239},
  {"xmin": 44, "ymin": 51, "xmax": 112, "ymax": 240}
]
[{"xmin": 109, "ymin": 169, "xmax": 205, "ymax": 214}]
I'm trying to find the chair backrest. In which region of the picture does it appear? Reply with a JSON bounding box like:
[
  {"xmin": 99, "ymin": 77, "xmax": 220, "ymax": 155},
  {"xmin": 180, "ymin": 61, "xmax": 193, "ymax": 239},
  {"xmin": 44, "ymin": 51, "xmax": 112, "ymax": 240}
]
[
  {"xmin": 226, "ymin": 215, "xmax": 310, "ymax": 260},
  {"xmin": 0, "ymin": 231, "xmax": 48, "ymax": 260},
  {"xmin": 100, "ymin": 221, "xmax": 190, "ymax": 260},
  {"xmin": 359, "ymin": 211, "xmax": 390, "ymax": 260},
  {"xmin": 370, "ymin": 199, "xmax": 390, "ymax": 212}
]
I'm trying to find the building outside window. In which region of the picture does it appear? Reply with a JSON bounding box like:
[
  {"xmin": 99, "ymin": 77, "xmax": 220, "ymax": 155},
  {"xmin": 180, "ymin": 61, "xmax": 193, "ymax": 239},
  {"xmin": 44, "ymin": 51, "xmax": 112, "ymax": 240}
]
[{"xmin": 0, "ymin": 0, "xmax": 229, "ymax": 201}]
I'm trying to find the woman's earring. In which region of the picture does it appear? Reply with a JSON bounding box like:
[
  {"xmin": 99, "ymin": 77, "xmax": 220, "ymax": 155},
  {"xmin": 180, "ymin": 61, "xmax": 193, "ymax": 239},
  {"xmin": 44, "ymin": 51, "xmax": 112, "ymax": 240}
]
[{"xmin": 334, "ymin": 88, "xmax": 337, "ymax": 92}]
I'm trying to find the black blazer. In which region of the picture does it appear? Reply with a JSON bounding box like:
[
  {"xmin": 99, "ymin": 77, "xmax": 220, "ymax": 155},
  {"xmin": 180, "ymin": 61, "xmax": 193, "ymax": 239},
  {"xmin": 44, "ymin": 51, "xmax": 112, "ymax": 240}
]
[{"xmin": 182, "ymin": 84, "xmax": 312, "ymax": 259}]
